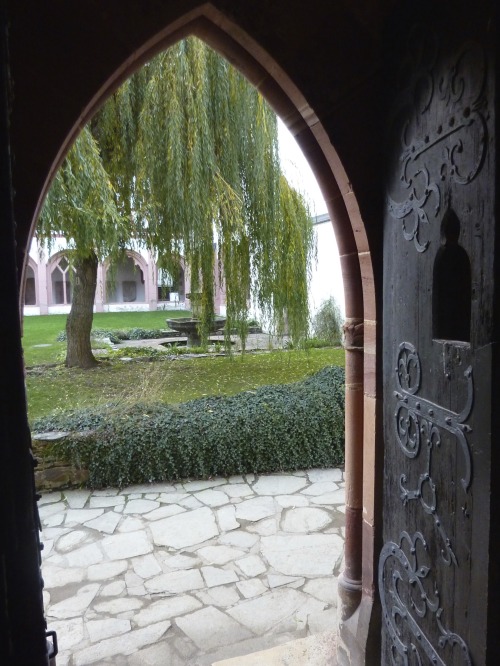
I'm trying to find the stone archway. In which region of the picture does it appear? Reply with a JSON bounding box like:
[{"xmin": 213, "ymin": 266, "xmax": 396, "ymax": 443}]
[
  {"xmin": 6, "ymin": 3, "xmax": 383, "ymax": 663},
  {"xmin": 103, "ymin": 251, "xmax": 149, "ymax": 308},
  {"xmin": 24, "ymin": 256, "xmax": 38, "ymax": 308}
]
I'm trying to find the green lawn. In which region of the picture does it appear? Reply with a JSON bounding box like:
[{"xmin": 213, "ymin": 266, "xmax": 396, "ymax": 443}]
[
  {"xmin": 22, "ymin": 310, "xmax": 191, "ymax": 366},
  {"xmin": 24, "ymin": 312, "xmax": 345, "ymax": 424},
  {"xmin": 27, "ymin": 347, "xmax": 345, "ymax": 423}
]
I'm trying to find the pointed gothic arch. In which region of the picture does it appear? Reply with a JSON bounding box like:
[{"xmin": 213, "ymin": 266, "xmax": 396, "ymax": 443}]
[
  {"xmin": 23, "ymin": 256, "xmax": 38, "ymax": 306},
  {"xmin": 103, "ymin": 250, "xmax": 149, "ymax": 306},
  {"xmin": 10, "ymin": 4, "xmax": 382, "ymax": 662}
]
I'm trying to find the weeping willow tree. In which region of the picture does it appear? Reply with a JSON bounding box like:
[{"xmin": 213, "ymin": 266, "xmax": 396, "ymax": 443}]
[
  {"xmin": 38, "ymin": 127, "xmax": 127, "ymax": 367},
  {"xmin": 38, "ymin": 37, "xmax": 314, "ymax": 367}
]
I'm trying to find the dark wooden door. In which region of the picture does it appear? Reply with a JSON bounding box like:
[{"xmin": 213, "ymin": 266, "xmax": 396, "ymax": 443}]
[{"xmin": 380, "ymin": 4, "xmax": 495, "ymax": 664}]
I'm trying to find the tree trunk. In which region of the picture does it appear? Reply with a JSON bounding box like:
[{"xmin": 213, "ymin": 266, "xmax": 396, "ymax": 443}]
[{"xmin": 65, "ymin": 252, "xmax": 98, "ymax": 368}]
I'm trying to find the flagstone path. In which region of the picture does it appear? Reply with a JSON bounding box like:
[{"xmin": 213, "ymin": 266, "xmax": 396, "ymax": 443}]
[{"xmin": 40, "ymin": 468, "xmax": 345, "ymax": 665}]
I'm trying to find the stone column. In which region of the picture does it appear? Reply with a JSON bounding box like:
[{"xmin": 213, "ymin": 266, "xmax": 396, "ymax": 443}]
[
  {"xmin": 338, "ymin": 318, "xmax": 364, "ymax": 620},
  {"xmin": 37, "ymin": 253, "xmax": 49, "ymax": 314},
  {"xmin": 147, "ymin": 251, "xmax": 157, "ymax": 310},
  {"xmin": 95, "ymin": 263, "xmax": 104, "ymax": 312}
]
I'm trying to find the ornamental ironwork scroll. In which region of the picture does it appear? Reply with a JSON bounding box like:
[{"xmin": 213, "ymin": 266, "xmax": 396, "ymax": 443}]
[
  {"xmin": 394, "ymin": 342, "xmax": 473, "ymax": 565},
  {"xmin": 379, "ymin": 532, "xmax": 472, "ymax": 665},
  {"xmin": 387, "ymin": 41, "xmax": 488, "ymax": 252},
  {"xmin": 379, "ymin": 342, "xmax": 473, "ymax": 663}
]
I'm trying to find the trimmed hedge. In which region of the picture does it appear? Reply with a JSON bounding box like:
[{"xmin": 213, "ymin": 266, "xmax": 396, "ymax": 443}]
[{"xmin": 32, "ymin": 365, "xmax": 345, "ymax": 488}]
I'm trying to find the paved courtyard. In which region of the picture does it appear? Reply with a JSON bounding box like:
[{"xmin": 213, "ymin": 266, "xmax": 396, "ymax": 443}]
[{"xmin": 40, "ymin": 468, "xmax": 345, "ymax": 665}]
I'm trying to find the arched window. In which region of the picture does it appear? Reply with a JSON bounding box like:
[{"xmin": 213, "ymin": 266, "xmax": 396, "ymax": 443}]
[
  {"xmin": 433, "ymin": 209, "xmax": 471, "ymax": 342},
  {"xmin": 51, "ymin": 255, "xmax": 73, "ymax": 305},
  {"xmin": 24, "ymin": 263, "xmax": 37, "ymax": 305}
]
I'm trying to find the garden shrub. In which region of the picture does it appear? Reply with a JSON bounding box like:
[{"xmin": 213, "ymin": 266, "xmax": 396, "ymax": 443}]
[
  {"xmin": 303, "ymin": 337, "xmax": 332, "ymax": 349},
  {"xmin": 32, "ymin": 365, "xmax": 345, "ymax": 488},
  {"xmin": 101, "ymin": 346, "xmax": 168, "ymax": 360},
  {"xmin": 126, "ymin": 327, "xmax": 168, "ymax": 340},
  {"xmin": 92, "ymin": 328, "xmax": 130, "ymax": 342},
  {"xmin": 284, "ymin": 337, "xmax": 331, "ymax": 350}
]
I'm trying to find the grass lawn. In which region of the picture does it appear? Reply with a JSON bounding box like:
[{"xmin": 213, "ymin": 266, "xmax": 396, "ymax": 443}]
[
  {"xmin": 27, "ymin": 347, "xmax": 345, "ymax": 423},
  {"xmin": 22, "ymin": 310, "xmax": 191, "ymax": 366}
]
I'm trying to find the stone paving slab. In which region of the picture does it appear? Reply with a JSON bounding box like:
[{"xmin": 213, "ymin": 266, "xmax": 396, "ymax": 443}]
[
  {"xmin": 212, "ymin": 629, "xmax": 338, "ymax": 666},
  {"xmin": 41, "ymin": 468, "xmax": 345, "ymax": 665}
]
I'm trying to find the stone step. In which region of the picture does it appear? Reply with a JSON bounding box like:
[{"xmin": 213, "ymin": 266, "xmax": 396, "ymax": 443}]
[{"xmin": 212, "ymin": 630, "xmax": 337, "ymax": 666}]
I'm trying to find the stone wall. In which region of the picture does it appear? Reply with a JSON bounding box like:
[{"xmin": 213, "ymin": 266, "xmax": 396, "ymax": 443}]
[{"xmin": 32, "ymin": 431, "xmax": 89, "ymax": 491}]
